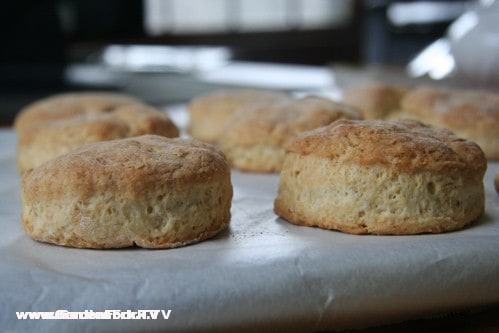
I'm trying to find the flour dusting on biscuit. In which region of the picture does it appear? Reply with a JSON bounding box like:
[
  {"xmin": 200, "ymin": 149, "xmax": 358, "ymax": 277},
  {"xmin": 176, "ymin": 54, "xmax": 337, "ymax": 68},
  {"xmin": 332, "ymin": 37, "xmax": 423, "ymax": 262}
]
[
  {"xmin": 21, "ymin": 135, "xmax": 232, "ymax": 249},
  {"xmin": 274, "ymin": 119, "xmax": 486, "ymax": 235}
]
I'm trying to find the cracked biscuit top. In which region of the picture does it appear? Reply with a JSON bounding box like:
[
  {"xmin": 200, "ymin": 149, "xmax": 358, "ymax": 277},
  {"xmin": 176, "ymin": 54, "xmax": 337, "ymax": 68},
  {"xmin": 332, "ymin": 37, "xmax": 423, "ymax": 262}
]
[{"xmin": 286, "ymin": 119, "xmax": 486, "ymax": 175}]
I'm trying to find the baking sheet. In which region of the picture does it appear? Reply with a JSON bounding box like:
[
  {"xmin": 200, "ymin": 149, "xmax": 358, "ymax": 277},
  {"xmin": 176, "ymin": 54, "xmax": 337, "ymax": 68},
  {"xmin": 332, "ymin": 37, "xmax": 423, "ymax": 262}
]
[{"xmin": 1, "ymin": 119, "xmax": 499, "ymax": 332}]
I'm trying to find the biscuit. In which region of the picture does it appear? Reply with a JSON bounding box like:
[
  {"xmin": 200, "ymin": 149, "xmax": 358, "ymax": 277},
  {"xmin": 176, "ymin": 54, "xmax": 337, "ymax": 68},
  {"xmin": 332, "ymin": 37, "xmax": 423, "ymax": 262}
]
[
  {"xmin": 187, "ymin": 89, "xmax": 288, "ymax": 143},
  {"xmin": 342, "ymin": 83, "xmax": 408, "ymax": 120},
  {"xmin": 274, "ymin": 119, "xmax": 486, "ymax": 235},
  {"xmin": 398, "ymin": 87, "xmax": 499, "ymax": 160},
  {"xmin": 17, "ymin": 103, "xmax": 180, "ymax": 172},
  {"xmin": 21, "ymin": 135, "xmax": 233, "ymax": 249},
  {"xmin": 14, "ymin": 92, "xmax": 140, "ymax": 132},
  {"xmin": 218, "ymin": 96, "xmax": 362, "ymax": 173}
]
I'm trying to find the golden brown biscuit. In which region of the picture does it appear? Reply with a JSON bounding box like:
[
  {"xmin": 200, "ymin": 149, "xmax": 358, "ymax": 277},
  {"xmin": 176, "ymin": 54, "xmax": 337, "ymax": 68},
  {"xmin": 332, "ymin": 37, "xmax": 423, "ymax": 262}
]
[
  {"xmin": 21, "ymin": 135, "xmax": 233, "ymax": 249},
  {"xmin": 14, "ymin": 92, "xmax": 140, "ymax": 132},
  {"xmin": 187, "ymin": 89, "xmax": 288, "ymax": 143},
  {"xmin": 398, "ymin": 87, "xmax": 499, "ymax": 160},
  {"xmin": 17, "ymin": 103, "xmax": 179, "ymax": 172},
  {"xmin": 342, "ymin": 83, "xmax": 408, "ymax": 120},
  {"xmin": 219, "ymin": 96, "xmax": 362, "ymax": 173},
  {"xmin": 274, "ymin": 119, "xmax": 486, "ymax": 235}
]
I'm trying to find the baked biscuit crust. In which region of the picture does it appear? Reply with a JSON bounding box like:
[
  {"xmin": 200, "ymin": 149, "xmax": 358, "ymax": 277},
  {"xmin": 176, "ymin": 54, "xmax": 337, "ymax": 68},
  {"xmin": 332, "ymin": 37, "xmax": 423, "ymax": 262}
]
[
  {"xmin": 219, "ymin": 96, "xmax": 362, "ymax": 172},
  {"xmin": 21, "ymin": 135, "xmax": 232, "ymax": 249},
  {"xmin": 275, "ymin": 120, "xmax": 486, "ymax": 235},
  {"xmin": 14, "ymin": 92, "xmax": 140, "ymax": 132},
  {"xmin": 342, "ymin": 83, "xmax": 408, "ymax": 120},
  {"xmin": 17, "ymin": 103, "xmax": 179, "ymax": 172},
  {"xmin": 187, "ymin": 89, "xmax": 288, "ymax": 143},
  {"xmin": 399, "ymin": 87, "xmax": 499, "ymax": 160}
]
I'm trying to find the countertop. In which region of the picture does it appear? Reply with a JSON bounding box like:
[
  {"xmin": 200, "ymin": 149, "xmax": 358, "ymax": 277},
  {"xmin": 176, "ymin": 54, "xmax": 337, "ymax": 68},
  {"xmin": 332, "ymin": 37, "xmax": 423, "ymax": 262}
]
[{"xmin": 1, "ymin": 108, "xmax": 498, "ymax": 332}]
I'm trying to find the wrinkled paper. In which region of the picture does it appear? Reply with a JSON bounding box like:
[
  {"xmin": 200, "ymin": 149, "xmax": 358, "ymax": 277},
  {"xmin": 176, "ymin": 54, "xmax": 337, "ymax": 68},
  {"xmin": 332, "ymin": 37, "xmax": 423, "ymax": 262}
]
[{"xmin": 1, "ymin": 119, "xmax": 498, "ymax": 332}]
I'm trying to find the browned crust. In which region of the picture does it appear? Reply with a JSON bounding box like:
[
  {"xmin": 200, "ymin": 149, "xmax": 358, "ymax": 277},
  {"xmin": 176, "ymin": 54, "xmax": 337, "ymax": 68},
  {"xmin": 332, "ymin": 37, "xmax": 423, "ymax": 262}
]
[
  {"xmin": 21, "ymin": 135, "xmax": 232, "ymax": 249},
  {"xmin": 188, "ymin": 89, "xmax": 288, "ymax": 116},
  {"xmin": 23, "ymin": 135, "xmax": 227, "ymax": 201},
  {"xmin": 401, "ymin": 87, "xmax": 499, "ymax": 131},
  {"xmin": 14, "ymin": 92, "xmax": 141, "ymax": 132},
  {"xmin": 276, "ymin": 204, "xmax": 482, "ymax": 235},
  {"xmin": 221, "ymin": 96, "xmax": 363, "ymax": 147},
  {"xmin": 342, "ymin": 83, "xmax": 409, "ymax": 119},
  {"xmin": 16, "ymin": 103, "xmax": 180, "ymax": 172},
  {"xmin": 286, "ymin": 119, "xmax": 487, "ymax": 174},
  {"xmin": 18, "ymin": 104, "xmax": 179, "ymax": 148},
  {"xmin": 187, "ymin": 89, "xmax": 288, "ymax": 142},
  {"xmin": 22, "ymin": 217, "xmax": 230, "ymax": 249},
  {"xmin": 399, "ymin": 87, "xmax": 499, "ymax": 159}
]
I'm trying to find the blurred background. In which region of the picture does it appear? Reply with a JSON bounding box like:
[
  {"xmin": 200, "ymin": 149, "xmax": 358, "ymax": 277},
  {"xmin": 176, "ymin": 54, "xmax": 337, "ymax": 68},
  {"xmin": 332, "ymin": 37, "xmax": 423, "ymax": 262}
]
[{"xmin": 1, "ymin": 0, "xmax": 497, "ymax": 125}]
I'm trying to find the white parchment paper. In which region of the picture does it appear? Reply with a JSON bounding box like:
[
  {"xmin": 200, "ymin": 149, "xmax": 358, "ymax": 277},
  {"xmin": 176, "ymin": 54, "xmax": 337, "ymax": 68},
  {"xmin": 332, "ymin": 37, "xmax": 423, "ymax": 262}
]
[{"xmin": 1, "ymin": 125, "xmax": 498, "ymax": 333}]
